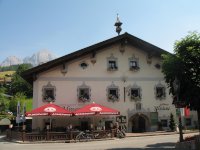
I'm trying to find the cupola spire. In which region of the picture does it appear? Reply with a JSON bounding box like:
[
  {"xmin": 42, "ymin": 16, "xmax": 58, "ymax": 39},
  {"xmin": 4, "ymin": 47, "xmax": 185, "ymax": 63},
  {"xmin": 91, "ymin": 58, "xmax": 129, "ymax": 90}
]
[{"xmin": 114, "ymin": 14, "xmax": 122, "ymax": 35}]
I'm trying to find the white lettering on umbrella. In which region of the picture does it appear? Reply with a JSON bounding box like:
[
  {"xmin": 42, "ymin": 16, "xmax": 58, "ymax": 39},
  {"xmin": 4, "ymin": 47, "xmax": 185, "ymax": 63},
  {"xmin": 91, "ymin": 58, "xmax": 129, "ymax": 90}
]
[
  {"xmin": 90, "ymin": 107, "xmax": 102, "ymax": 112},
  {"xmin": 44, "ymin": 107, "xmax": 56, "ymax": 112}
]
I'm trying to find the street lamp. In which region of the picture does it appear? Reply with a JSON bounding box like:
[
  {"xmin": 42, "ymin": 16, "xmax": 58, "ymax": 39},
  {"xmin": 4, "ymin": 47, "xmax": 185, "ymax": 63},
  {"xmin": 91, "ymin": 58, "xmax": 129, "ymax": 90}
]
[{"xmin": 173, "ymin": 77, "xmax": 184, "ymax": 142}]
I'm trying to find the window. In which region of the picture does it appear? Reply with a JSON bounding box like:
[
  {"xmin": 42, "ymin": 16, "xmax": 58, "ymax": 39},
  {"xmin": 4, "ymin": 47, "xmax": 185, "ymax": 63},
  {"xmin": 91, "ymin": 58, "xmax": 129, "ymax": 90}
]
[
  {"xmin": 161, "ymin": 119, "xmax": 168, "ymax": 127},
  {"xmin": 79, "ymin": 88, "xmax": 90, "ymax": 102},
  {"xmin": 107, "ymin": 54, "xmax": 118, "ymax": 71},
  {"xmin": 130, "ymin": 88, "xmax": 140, "ymax": 101},
  {"xmin": 127, "ymin": 83, "xmax": 142, "ymax": 101},
  {"xmin": 77, "ymin": 82, "xmax": 91, "ymax": 102},
  {"xmin": 61, "ymin": 63, "xmax": 67, "ymax": 75},
  {"xmin": 108, "ymin": 60, "xmax": 118, "ymax": 70},
  {"xmin": 42, "ymin": 82, "xmax": 56, "ymax": 102},
  {"xmin": 155, "ymin": 83, "xmax": 166, "ymax": 100},
  {"xmin": 107, "ymin": 82, "xmax": 119, "ymax": 102},
  {"xmin": 129, "ymin": 55, "xmax": 139, "ymax": 71},
  {"xmin": 185, "ymin": 118, "xmax": 192, "ymax": 126},
  {"xmin": 108, "ymin": 88, "xmax": 118, "ymax": 102},
  {"xmin": 130, "ymin": 60, "xmax": 139, "ymax": 70}
]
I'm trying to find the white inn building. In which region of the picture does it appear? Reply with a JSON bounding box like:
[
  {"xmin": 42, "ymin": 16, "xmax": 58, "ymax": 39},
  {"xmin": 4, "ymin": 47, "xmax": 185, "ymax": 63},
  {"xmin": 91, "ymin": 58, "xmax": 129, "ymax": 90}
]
[{"xmin": 22, "ymin": 32, "xmax": 198, "ymax": 132}]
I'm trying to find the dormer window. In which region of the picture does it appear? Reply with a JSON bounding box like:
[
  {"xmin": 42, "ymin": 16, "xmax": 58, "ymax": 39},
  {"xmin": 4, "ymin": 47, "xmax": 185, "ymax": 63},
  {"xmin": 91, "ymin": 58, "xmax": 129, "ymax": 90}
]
[
  {"xmin": 129, "ymin": 55, "xmax": 139, "ymax": 71},
  {"xmin": 107, "ymin": 54, "xmax": 118, "ymax": 71},
  {"xmin": 155, "ymin": 83, "xmax": 166, "ymax": 100}
]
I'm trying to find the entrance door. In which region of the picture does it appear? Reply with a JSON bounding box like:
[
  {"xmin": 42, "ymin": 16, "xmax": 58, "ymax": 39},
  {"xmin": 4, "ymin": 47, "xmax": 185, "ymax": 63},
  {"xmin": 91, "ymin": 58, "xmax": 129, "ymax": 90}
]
[
  {"xmin": 138, "ymin": 116, "xmax": 146, "ymax": 132},
  {"xmin": 132, "ymin": 115, "xmax": 146, "ymax": 133}
]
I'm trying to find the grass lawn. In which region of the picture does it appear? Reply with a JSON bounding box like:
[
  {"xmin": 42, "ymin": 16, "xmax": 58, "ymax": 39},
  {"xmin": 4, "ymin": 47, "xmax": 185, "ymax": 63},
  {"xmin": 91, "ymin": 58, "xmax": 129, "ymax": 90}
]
[
  {"xmin": 0, "ymin": 71, "xmax": 15, "ymax": 82},
  {"xmin": 0, "ymin": 71, "xmax": 15, "ymax": 78}
]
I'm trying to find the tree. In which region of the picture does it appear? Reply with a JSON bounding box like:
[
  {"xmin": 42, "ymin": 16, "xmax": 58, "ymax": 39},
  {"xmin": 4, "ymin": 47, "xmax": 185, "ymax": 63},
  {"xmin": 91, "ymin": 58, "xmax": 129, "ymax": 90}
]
[
  {"xmin": 9, "ymin": 64, "xmax": 33, "ymax": 97},
  {"xmin": 162, "ymin": 31, "xmax": 200, "ymax": 132},
  {"xmin": 9, "ymin": 92, "xmax": 26, "ymax": 115},
  {"xmin": 169, "ymin": 113, "xmax": 175, "ymax": 131}
]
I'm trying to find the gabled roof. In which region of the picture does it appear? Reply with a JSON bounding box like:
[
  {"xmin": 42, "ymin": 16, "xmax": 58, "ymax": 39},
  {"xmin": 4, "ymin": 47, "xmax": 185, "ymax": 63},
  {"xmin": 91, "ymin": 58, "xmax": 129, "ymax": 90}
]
[{"xmin": 22, "ymin": 32, "xmax": 169, "ymax": 84}]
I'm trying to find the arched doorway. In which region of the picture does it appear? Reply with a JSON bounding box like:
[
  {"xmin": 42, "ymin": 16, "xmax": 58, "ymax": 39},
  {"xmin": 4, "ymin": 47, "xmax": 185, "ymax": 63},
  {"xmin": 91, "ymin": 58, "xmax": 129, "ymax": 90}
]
[{"xmin": 130, "ymin": 113, "xmax": 149, "ymax": 133}]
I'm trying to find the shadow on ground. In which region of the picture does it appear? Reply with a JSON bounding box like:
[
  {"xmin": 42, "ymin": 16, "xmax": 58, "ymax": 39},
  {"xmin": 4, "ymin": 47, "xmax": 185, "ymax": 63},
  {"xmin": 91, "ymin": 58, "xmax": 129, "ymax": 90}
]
[{"xmin": 106, "ymin": 142, "xmax": 175, "ymax": 150}]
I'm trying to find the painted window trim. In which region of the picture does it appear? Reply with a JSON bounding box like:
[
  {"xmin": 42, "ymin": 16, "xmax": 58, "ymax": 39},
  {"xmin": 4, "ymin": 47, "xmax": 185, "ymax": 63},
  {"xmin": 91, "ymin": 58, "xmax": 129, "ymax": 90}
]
[
  {"xmin": 129, "ymin": 55, "xmax": 140, "ymax": 71},
  {"xmin": 107, "ymin": 54, "xmax": 118, "ymax": 71},
  {"xmin": 127, "ymin": 83, "xmax": 142, "ymax": 101},
  {"xmin": 77, "ymin": 82, "xmax": 91, "ymax": 103},
  {"xmin": 154, "ymin": 83, "xmax": 166, "ymax": 100},
  {"xmin": 107, "ymin": 82, "xmax": 120, "ymax": 102},
  {"xmin": 42, "ymin": 82, "xmax": 56, "ymax": 102}
]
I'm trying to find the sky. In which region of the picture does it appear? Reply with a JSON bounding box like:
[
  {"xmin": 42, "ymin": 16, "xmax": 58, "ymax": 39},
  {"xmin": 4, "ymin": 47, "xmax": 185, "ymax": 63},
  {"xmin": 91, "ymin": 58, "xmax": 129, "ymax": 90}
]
[{"xmin": 0, "ymin": 0, "xmax": 200, "ymax": 63}]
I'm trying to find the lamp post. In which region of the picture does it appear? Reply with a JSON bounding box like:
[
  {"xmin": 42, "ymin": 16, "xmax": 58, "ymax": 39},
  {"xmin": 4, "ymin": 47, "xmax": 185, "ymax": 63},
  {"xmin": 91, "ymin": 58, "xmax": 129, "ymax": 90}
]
[{"xmin": 173, "ymin": 78, "xmax": 184, "ymax": 142}]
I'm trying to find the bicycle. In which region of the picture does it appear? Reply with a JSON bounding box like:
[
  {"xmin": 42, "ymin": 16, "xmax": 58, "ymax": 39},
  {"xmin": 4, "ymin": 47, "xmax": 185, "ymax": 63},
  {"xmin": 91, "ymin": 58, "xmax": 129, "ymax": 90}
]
[{"xmin": 75, "ymin": 131, "xmax": 94, "ymax": 142}]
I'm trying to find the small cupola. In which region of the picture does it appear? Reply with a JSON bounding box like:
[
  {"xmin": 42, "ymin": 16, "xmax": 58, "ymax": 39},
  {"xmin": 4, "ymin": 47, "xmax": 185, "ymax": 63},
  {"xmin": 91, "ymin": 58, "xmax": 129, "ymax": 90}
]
[{"xmin": 114, "ymin": 14, "xmax": 123, "ymax": 35}]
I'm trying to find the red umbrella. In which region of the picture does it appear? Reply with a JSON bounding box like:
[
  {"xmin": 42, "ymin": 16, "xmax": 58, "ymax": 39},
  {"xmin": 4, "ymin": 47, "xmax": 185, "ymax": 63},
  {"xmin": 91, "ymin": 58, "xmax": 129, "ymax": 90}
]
[
  {"xmin": 73, "ymin": 102, "xmax": 120, "ymax": 116},
  {"xmin": 26, "ymin": 103, "xmax": 72, "ymax": 117}
]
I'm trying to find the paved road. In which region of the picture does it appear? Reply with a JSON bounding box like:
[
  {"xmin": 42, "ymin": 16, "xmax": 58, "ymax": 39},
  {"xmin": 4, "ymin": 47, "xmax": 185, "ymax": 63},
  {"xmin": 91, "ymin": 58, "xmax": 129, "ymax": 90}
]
[{"xmin": 0, "ymin": 133, "xmax": 198, "ymax": 150}]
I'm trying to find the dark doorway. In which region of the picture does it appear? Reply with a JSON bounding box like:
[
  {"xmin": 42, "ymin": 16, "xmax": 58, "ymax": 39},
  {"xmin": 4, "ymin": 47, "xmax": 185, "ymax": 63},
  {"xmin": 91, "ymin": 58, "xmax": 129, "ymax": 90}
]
[
  {"xmin": 132, "ymin": 115, "xmax": 146, "ymax": 133},
  {"xmin": 105, "ymin": 121, "xmax": 113, "ymax": 130},
  {"xmin": 81, "ymin": 121, "xmax": 89, "ymax": 131},
  {"xmin": 138, "ymin": 116, "xmax": 146, "ymax": 132}
]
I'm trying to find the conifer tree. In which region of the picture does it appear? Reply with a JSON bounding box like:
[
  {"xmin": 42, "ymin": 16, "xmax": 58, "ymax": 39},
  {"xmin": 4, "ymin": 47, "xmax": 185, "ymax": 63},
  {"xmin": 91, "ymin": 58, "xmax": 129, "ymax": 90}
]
[{"xmin": 169, "ymin": 113, "xmax": 175, "ymax": 131}]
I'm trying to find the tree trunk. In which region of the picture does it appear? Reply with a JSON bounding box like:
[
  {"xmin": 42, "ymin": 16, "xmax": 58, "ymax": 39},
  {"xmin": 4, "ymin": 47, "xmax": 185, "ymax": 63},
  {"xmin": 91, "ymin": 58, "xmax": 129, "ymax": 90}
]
[{"xmin": 197, "ymin": 109, "xmax": 200, "ymax": 133}]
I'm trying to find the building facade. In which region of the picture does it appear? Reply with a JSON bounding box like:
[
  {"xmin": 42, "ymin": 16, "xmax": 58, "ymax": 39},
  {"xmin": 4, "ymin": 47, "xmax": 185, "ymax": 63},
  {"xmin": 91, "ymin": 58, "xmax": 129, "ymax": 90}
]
[{"xmin": 23, "ymin": 33, "xmax": 197, "ymax": 132}]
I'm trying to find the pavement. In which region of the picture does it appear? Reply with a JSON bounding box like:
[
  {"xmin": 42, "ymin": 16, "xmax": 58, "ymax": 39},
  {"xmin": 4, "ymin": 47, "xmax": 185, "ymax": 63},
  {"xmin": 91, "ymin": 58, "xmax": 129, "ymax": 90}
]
[
  {"xmin": 126, "ymin": 130, "xmax": 198, "ymax": 137},
  {"xmin": 126, "ymin": 131, "xmax": 177, "ymax": 137},
  {"xmin": 0, "ymin": 130, "xmax": 198, "ymax": 144}
]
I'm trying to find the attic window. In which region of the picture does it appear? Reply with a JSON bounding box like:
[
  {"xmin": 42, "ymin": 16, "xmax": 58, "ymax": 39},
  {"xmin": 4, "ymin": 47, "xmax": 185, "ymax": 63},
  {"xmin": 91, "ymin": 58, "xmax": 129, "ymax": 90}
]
[
  {"xmin": 80, "ymin": 62, "xmax": 88, "ymax": 69},
  {"xmin": 129, "ymin": 55, "xmax": 139, "ymax": 71},
  {"xmin": 108, "ymin": 60, "xmax": 118, "ymax": 70},
  {"xmin": 107, "ymin": 54, "xmax": 118, "ymax": 71}
]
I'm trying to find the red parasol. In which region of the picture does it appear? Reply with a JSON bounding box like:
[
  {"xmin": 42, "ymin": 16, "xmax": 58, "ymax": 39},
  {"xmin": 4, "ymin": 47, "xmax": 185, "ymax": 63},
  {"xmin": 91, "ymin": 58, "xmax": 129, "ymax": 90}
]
[
  {"xmin": 25, "ymin": 103, "xmax": 72, "ymax": 117},
  {"xmin": 73, "ymin": 102, "xmax": 120, "ymax": 116}
]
